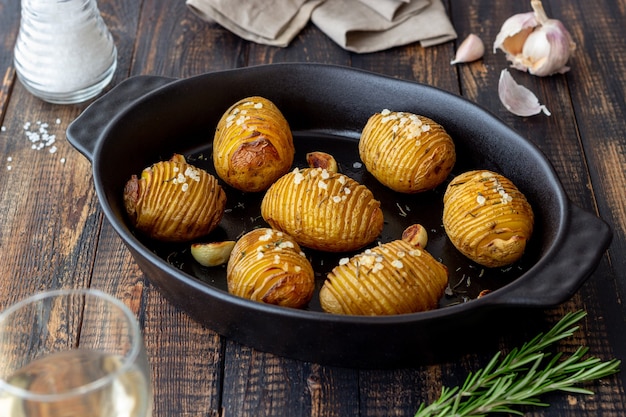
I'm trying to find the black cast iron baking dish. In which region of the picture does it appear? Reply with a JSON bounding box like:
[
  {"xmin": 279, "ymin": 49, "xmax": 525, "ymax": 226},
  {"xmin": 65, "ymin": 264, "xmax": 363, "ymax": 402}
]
[{"xmin": 67, "ymin": 63, "xmax": 611, "ymax": 368}]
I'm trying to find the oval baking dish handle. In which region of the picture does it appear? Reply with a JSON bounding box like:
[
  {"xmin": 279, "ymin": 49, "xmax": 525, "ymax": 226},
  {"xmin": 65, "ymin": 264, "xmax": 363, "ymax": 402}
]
[
  {"xmin": 487, "ymin": 204, "xmax": 612, "ymax": 308},
  {"xmin": 66, "ymin": 75, "xmax": 176, "ymax": 161}
]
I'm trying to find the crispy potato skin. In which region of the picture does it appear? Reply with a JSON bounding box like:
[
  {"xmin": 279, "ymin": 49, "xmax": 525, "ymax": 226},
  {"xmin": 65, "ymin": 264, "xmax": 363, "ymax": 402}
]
[
  {"xmin": 227, "ymin": 228, "xmax": 315, "ymax": 308},
  {"xmin": 261, "ymin": 168, "xmax": 384, "ymax": 252},
  {"xmin": 319, "ymin": 240, "xmax": 448, "ymax": 315},
  {"xmin": 123, "ymin": 154, "xmax": 226, "ymax": 242},
  {"xmin": 442, "ymin": 170, "xmax": 534, "ymax": 268},
  {"xmin": 359, "ymin": 110, "xmax": 456, "ymax": 193},
  {"xmin": 213, "ymin": 96, "xmax": 294, "ymax": 192}
]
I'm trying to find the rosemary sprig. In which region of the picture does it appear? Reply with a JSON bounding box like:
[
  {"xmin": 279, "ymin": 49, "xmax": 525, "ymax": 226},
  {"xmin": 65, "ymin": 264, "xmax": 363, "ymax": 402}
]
[{"xmin": 415, "ymin": 311, "xmax": 621, "ymax": 417}]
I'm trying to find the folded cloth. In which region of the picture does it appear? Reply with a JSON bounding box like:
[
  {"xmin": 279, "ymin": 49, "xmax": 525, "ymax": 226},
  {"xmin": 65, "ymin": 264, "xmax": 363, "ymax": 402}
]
[
  {"xmin": 357, "ymin": 0, "xmax": 411, "ymax": 21},
  {"xmin": 186, "ymin": 0, "xmax": 325, "ymax": 47},
  {"xmin": 311, "ymin": 0, "xmax": 457, "ymax": 53},
  {"xmin": 185, "ymin": 0, "xmax": 456, "ymax": 52}
]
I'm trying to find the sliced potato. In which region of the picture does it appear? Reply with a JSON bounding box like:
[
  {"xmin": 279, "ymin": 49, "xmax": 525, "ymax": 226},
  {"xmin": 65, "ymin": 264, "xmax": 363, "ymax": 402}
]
[
  {"xmin": 442, "ymin": 170, "xmax": 534, "ymax": 268},
  {"xmin": 261, "ymin": 167, "xmax": 384, "ymax": 252},
  {"xmin": 123, "ymin": 154, "xmax": 226, "ymax": 242},
  {"xmin": 319, "ymin": 225, "xmax": 448, "ymax": 315},
  {"xmin": 359, "ymin": 110, "xmax": 456, "ymax": 193},
  {"xmin": 213, "ymin": 96, "xmax": 294, "ymax": 192},
  {"xmin": 227, "ymin": 228, "xmax": 314, "ymax": 309}
]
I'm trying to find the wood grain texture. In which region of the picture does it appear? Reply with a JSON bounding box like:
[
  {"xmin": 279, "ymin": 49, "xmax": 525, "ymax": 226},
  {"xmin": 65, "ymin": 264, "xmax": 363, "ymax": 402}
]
[
  {"xmin": 0, "ymin": 0, "xmax": 19, "ymax": 120},
  {"xmin": 0, "ymin": 93, "xmax": 97, "ymax": 298},
  {"xmin": 559, "ymin": 0, "xmax": 626, "ymax": 293},
  {"xmin": 1, "ymin": 0, "xmax": 625, "ymax": 416}
]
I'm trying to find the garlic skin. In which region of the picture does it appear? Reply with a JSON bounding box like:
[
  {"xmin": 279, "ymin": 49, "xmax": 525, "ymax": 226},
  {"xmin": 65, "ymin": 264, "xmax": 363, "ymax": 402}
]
[
  {"xmin": 493, "ymin": 12, "xmax": 537, "ymax": 57},
  {"xmin": 451, "ymin": 34, "xmax": 485, "ymax": 65},
  {"xmin": 494, "ymin": 0, "xmax": 576, "ymax": 76},
  {"xmin": 498, "ymin": 69, "xmax": 551, "ymax": 117}
]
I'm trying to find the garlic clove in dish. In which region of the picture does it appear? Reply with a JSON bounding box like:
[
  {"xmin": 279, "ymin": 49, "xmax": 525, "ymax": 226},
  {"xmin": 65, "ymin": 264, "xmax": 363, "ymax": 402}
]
[
  {"xmin": 191, "ymin": 241, "xmax": 236, "ymax": 267},
  {"xmin": 494, "ymin": 0, "xmax": 576, "ymax": 76},
  {"xmin": 306, "ymin": 151, "xmax": 339, "ymax": 173},
  {"xmin": 498, "ymin": 69, "xmax": 551, "ymax": 117},
  {"xmin": 450, "ymin": 34, "xmax": 485, "ymax": 65}
]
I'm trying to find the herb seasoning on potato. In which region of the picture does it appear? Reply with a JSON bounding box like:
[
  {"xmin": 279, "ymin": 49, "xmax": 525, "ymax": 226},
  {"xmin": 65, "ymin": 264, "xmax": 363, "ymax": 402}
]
[
  {"xmin": 359, "ymin": 109, "xmax": 456, "ymax": 193},
  {"xmin": 442, "ymin": 170, "xmax": 534, "ymax": 268},
  {"xmin": 213, "ymin": 96, "xmax": 294, "ymax": 192},
  {"xmin": 227, "ymin": 228, "xmax": 314, "ymax": 309},
  {"xmin": 319, "ymin": 225, "xmax": 448, "ymax": 315},
  {"xmin": 123, "ymin": 154, "xmax": 227, "ymax": 242},
  {"xmin": 261, "ymin": 167, "xmax": 384, "ymax": 252}
]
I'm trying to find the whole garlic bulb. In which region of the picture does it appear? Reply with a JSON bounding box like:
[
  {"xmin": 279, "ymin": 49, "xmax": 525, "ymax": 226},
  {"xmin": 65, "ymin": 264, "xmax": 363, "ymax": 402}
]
[{"xmin": 494, "ymin": 0, "xmax": 576, "ymax": 76}]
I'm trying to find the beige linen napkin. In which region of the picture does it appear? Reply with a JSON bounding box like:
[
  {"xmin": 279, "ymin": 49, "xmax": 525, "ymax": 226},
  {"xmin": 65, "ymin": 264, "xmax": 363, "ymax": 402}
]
[
  {"xmin": 358, "ymin": 0, "xmax": 412, "ymax": 21},
  {"xmin": 186, "ymin": 0, "xmax": 324, "ymax": 47},
  {"xmin": 311, "ymin": 0, "xmax": 457, "ymax": 53},
  {"xmin": 185, "ymin": 0, "xmax": 456, "ymax": 52}
]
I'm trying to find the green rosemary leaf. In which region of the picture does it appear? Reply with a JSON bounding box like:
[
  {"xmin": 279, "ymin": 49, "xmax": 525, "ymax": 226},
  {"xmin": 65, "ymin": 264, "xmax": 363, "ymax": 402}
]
[{"xmin": 414, "ymin": 311, "xmax": 621, "ymax": 417}]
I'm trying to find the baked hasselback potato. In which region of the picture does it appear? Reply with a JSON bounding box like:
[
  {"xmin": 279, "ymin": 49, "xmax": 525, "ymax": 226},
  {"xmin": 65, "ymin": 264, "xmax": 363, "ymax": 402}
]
[
  {"xmin": 123, "ymin": 154, "xmax": 226, "ymax": 242},
  {"xmin": 442, "ymin": 170, "xmax": 534, "ymax": 268},
  {"xmin": 213, "ymin": 96, "xmax": 294, "ymax": 192},
  {"xmin": 227, "ymin": 228, "xmax": 315, "ymax": 308},
  {"xmin": 261, "ymin": 167, "xmax": 384, "ymax": 252},
  {"xmin": 359, "ymin": 109, "xmax": 456, "ymax": 193},
  {"xmin": 319, "ymin": 225, "xmax": 448, "ymax": 315}
]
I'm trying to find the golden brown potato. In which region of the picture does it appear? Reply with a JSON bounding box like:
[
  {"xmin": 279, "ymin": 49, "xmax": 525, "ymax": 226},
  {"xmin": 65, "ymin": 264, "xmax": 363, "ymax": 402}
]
[
  {"xmin": 319, "ymin": 226, "xmax": 448, "ymax": 315},
  {"xmin": 359, "ymin": 110, "xmax": 456, "ymax": 193},
  {"xmin": 261, "ymin": 167, "xmax": 384, "ymax": 252},
  {"xmin": 227, "ymin": 228, "xmax": 315, "ymax": 308},
  {"xmin": 442, "ymin": 170, "xmax": 534, "ymax": 268},
  {"xmin": 213, "ymin": 96, "xmax": 294, "ymax": 192},
  {"xmin": 123, "ymin": 154, "xmax": 226, "ymax": 242}
]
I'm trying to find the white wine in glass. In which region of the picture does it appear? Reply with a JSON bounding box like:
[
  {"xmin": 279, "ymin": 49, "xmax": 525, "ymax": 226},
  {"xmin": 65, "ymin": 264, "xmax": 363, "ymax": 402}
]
[{"xmin": 0, "ymin": 289, "xmax": 153, "ymax": 417}]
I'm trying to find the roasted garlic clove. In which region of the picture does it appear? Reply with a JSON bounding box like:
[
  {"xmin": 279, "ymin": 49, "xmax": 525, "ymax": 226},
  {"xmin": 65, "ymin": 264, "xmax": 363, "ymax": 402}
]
[
  {"xmin": 123, "ymin": 154, "xmax": 226, "ymax": 242},
  {"xmin": 191, "ymin": 241, "xmax": 236, "ymax": 267},
  {"xmin": 359, "ymin": 110, "xmax": 456, "ymax": 193},
  {"xmin": 319, "ymin": 225, "xmax": 448, "ymax": 316},
  {"xmin": 442, "ymin": 170, "xmax": 534, "ymax": 268},
  {"xmin": 261, "ymin": 167, "xmax": 384, "ymax": 252},
  {"xmin": 227, "ymin": 228, "xmax": 315, "ymax": 308},
  {"xmin": 213, "ymin": 96, "xmax": 294, "ymax": 192},
  {"xmin": 401, "ymin": 224, "xmax": 428, "ymax": 248},
  {"xmin": 306, "ymin": 151, "xmax": 339, "ymax": 173}
]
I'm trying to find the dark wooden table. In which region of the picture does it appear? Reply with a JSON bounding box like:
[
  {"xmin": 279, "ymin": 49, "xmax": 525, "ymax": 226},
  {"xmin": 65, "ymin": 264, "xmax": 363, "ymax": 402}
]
[{"xmin": 2, "ymin": 1, "xmax": 626, "ymax": 416}]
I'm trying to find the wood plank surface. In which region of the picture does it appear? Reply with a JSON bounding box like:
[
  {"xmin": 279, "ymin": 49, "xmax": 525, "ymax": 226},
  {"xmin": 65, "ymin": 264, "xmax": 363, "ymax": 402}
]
[{"xmin": 1, "ymin": 0, "xmax": 625, "ymax": 416}]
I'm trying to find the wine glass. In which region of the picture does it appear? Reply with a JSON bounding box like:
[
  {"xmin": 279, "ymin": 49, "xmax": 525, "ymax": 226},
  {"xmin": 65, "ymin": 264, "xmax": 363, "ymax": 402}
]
[{"xmin": 0, "ymin": 288, "xmax": 152, "ymax": 417}]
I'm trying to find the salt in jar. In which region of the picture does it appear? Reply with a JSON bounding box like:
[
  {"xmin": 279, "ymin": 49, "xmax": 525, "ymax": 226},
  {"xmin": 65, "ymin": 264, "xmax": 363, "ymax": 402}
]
[{"xmin": 13, "ymin": 0, "xmax": 118, "ymax": 104}]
